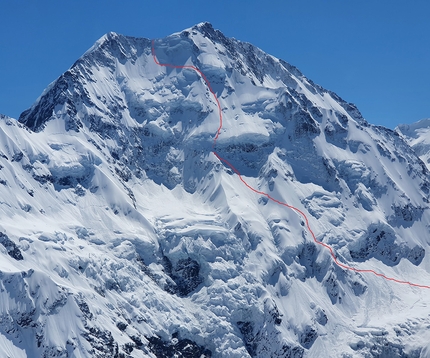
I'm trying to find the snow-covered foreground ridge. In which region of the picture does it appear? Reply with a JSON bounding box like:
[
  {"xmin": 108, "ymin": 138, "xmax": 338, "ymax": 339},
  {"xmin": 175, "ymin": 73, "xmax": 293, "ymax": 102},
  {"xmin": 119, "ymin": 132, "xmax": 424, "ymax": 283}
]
[{"xmin": 1, "ymin": 22, "xmax": 430, "ymax": 357}]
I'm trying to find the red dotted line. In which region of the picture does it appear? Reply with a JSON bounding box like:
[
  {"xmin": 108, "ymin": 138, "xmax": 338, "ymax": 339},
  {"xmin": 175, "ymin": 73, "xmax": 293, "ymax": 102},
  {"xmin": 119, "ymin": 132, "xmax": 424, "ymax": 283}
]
[{"xmin": 151, "ymin": 40, "xmax": 430, "ymax": 289}]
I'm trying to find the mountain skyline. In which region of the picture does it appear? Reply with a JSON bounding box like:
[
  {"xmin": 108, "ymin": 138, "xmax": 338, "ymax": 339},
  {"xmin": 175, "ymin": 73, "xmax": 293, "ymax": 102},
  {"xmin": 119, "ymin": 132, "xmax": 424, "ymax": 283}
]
[
  {"xmin": 1, "ymin": 1, "xmax": 429, "ymax": 128},
  {"xmin": 1, "ymin": 22, "xmax": 430, "ymax": 357}
]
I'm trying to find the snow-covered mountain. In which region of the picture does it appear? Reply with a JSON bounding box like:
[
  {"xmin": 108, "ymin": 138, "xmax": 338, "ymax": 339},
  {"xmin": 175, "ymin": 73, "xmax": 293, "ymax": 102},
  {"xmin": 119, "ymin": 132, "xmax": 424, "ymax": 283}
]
[
  {"xmin": 1, "ymin": 22, "xmax": 430, "ymax": 357},
  {"xmin": 397, "ymin": 118, "xmax": 430, "ymax": 171}
]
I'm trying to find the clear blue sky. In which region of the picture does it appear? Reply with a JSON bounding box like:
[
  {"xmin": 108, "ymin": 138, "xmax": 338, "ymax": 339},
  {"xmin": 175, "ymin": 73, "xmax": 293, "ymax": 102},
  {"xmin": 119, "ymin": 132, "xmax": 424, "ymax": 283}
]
[{"xmin": 1, "ymin": 0, "xmax": 429, "ymax": 128}]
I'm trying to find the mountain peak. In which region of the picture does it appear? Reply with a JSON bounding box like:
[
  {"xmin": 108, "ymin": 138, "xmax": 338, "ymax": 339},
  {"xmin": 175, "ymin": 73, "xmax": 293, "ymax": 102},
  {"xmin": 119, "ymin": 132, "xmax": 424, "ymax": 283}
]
[
  {"xmin": 175, "ymin": 21, "xmax": 215, "ymax": 37},
  {"xmin": 19, "ymin": 23, "xmax": 365, "ymax": 134},
  {"xmin": 4, "ymin": 25, "xmax": 430, "ymax": 356},
  {"xmin": 192, "ymin": 21, "xmax": 214, "ymax": 30},
  {"xmin": 397, "ymin": 117, "xmax": 430, "ymax": 138},
  {"xmin": 83, "ymin": 31, "xmax": 125, "ymax": 55},
  {"xmin": 99, "ymin": 30, "xmax": 121, "ymax": 42},
  {"xmin": 397, "ymin": 118, "xmax": 430, "ymax": 168}
]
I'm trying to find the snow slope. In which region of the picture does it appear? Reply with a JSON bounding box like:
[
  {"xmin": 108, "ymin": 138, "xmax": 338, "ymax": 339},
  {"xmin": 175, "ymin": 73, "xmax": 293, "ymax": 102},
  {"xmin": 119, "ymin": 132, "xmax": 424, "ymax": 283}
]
[
  {"xmin": 397, "ymin": 118, "xmax": 430, "ymax": 171},
  {"xmin": 1, "ymin": 22, "xmax": 430, "ymax": 357}
]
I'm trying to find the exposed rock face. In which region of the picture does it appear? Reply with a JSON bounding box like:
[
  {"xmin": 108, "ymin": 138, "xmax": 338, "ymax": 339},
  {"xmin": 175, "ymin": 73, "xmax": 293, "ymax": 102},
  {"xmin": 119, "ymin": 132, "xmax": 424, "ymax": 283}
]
[{"xmin": 0, "ymin": 232, "xmax": 23, "ymax": 260}]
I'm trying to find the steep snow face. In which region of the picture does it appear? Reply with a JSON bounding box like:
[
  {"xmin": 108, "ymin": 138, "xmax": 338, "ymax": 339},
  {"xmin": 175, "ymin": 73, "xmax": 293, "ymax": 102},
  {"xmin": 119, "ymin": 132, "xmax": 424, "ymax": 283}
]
[
  {"xmin": 1, "ymin": 23, "xmax": 430, "ymax": 357},
  {"xmin": 397, "ymin": 118, "xmax": 430, "ymax": 170}
]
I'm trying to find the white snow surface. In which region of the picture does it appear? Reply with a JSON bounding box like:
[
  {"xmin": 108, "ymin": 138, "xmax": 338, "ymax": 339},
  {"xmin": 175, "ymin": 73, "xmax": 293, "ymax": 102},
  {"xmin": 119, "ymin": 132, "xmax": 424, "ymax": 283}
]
[
  {"xmin": 0, "ymin": 22, "xmax": 430, "ymax": 357},
  {"xmin": 397, "ymin": 118, "xmax": 430, "ymax": 171}
]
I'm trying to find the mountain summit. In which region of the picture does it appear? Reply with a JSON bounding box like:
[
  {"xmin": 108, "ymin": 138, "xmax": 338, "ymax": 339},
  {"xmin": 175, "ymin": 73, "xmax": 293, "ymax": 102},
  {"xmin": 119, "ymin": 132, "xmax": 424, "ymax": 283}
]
[{"xmin": 1, "ymin": 23, "xmax": 430, "ymax": 357}]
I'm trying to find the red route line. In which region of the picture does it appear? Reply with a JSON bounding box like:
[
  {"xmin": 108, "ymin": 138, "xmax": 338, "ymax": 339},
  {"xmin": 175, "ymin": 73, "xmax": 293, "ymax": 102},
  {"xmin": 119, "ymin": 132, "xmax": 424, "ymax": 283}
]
[{"xmin": 151, "ymin": 40, "xmax": 430, "ymax": 290}]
